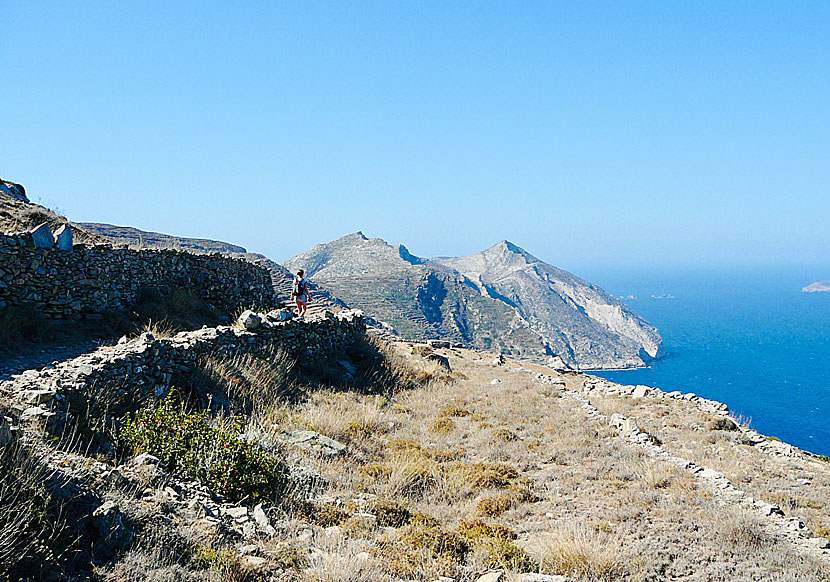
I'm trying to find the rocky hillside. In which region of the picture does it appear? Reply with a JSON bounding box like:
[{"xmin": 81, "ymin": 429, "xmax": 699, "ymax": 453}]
[
  {"xmin": 0, "ymin": 183, "xmax": 106, "ymax": 245},
  {"xmin": 80, "ymin": 223, "xmax": 248, "ymax": 254},
  {"xmin": 285, "ymin": 233, "xmax": 661, "ymax": 370}
]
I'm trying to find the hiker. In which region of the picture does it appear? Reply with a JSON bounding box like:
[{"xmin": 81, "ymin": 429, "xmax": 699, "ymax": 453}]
[{"xmin": 292, "ymin": 269, "xmax": 311, "ymax": 319}]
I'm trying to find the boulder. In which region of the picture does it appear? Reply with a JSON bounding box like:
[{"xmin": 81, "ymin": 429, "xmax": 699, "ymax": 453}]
[
  {"xmin": 608, "ymin": 413, "xmax": 625, "ymax": 428},
  {"xmin": 0, "ymin": 416, "xmax": 12, "ymax": 447},
  {"xmin": 492, "ymin": 354, "xmax": 506, "ymax": 366},
  {"xmin": 520, "ymin": 575, "xmax": 570, "ymax": 582},
  {"xmin": 0, "ymin": 180, "xmax": 27, "ymax": 202},
  {"xmin": 426, "ymin": 353, "xmax": 452, "ymax": 372},
  {"xmin": 621, "ymin": 417, "xmax": 639, "ymax": 435},
  {"xmin": 476, "ymin": 572, "xmax": 504, "ymax": 582},
  {"xmin": 238, "ymin": 310, "xmax": 262, "ymax": 330},
  {"xmin": 54, "ymin": 224, "xmax": 74, "ymax": 250},
  {"xmin": 490, "ymin": 378, "xmax": 502, "ymax": 385},
  {"xmin": 284, "ymin": 430, "xmax": 347, "ymax": 458},
  {"xmin": 632, "ymin": 385, "xmax": 651, "ymax": 399},
  {"xmin": 29, "ymin": 222, "xmax": 54, "ymax": 249},
  {"xmin": 266, "ymin": 309, "xmax": 292, "ymax": 322},
  {"xmin": 253, "ymin": 503, "xmax": 276, "ymax": 536}
]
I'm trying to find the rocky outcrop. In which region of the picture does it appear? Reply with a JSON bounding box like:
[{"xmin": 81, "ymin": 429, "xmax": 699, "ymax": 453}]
[
  {"xmin": 0, "ymin": 179, "xmax": 27, "ymax": 202},
  {"xmin": 286, "ymin": 233, "xmax": 662, "ymax": 370}
]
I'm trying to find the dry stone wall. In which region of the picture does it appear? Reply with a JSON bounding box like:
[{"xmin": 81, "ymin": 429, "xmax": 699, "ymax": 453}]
[
  {"xmin": 3, "ymin": 309, "xmax": 366, "ymax": 431},
  {"xmin": 0, "ymin": 234, "xmax": 275, "ymax": 318}
]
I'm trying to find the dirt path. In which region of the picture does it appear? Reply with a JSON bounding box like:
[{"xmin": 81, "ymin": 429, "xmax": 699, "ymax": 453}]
[{"xmin": 0, "ymin": 339, "xmax": 108, "ymax": 381}]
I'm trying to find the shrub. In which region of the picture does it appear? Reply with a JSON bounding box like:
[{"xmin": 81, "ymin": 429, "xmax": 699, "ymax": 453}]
[
  {"xmin": 450, "ymin": 462, "xmax": 519, "ymax": 489},
  {"xmin": 314, "ymin": 503, "xmax": 351, "ymax": 527},
  {"xmin": 121, "ymin": 396, "xmax": 287, "ymax": 503},
  {"xmin": 477, "ymin": 492, "xmax": 514, "ymax": 517},
  {"xmin": 359, "ymin": 463, "xmax": 392, "ymax": 480},
  {"xmin": 430, "ymin": 417, "xmax": 455, "ymax": 434},
  {"xmin": 537, "ymin": 525, "xmax": 624, "ymax": 581},
  {"xmin": 439, "ymin": 402, "xmax": 470, "ymax": 418},
  {"xmin": 369, "ymin": 499, "xmax": 412, "ymax": 527},
  {"xmin": 379, "ymin": 514, "xmax": 469, "ymax": 578},
  {"xmin": 457, "ymin": 520, "xmax": 534, "ymax": 571}
]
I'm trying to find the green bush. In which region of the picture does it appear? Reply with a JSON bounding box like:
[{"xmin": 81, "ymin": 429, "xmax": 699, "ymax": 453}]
[{"xmin": 121, "ymin": 396, "xmax": 287, "ymax": 503}]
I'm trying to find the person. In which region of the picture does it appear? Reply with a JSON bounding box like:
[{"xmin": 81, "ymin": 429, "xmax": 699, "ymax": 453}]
[{"xmin": 292, "ymin": 269, "xmax": 311, "ymax": 319}]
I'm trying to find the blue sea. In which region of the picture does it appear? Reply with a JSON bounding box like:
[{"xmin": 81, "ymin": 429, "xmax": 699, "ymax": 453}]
[{"xmin": 579, "ymin": 265, "xmax": 830, "ymax": 457}]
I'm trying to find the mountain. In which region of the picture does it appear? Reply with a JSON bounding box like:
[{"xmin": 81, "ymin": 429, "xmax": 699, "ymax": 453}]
[
  {"xmin": 284, "ymin": 233, "xmax": 662, "ymax": 369},
  {"xmin": 803, "ymin": 281, "xmax": 830, "ymax": 293},
  {"xmin": 79, "ymin": 223, "xmax": 248, "ymax": 254}
]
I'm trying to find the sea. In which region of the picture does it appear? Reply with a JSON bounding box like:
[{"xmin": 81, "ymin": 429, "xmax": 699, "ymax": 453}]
[{"xmin": 577, "ymin": 265, "xmax": 830, "ymax": 457}]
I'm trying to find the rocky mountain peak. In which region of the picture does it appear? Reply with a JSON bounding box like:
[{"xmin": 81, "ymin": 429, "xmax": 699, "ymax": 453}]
[{"xmin": 286, "ymin": 233, "xmax": 663, "ymax": 369}]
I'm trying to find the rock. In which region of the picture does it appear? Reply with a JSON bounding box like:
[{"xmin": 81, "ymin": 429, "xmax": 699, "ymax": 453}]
[
  {"xmin": 54, "ymin": 225, "xmax": 73, "ymax": 251},
  {"xmin": 240, "ymin": 555, "xmax": 268, "ymax": 571},
  {"xmin": 117, "ymin": 335, "xmax": 129, "ymax": 345},
  {"xmin": 519, "ymin": 575, "xmax": 570, "ymax": 582},
  {"xmin": 132, "ymin": 453, "xmax": 163, "ymax": 467},
  {"xmin": 632, "ymin": 385, "xmax": 651, "ymax": 398},
  {"xmin": 92, "ymin": 501, "xmax": 133, "ymax": 555},
  {"xmin": 608, "ymin": 413, "xmax": 625, "ymax": 428},
  {"xmin": 266, "ymin": 309, "xmax": 292, "ymax": 322},
  {"xmin": 427, "ymin": 339, "xmax": 451, "ymax": 349},
  {"xmin": 476, "ymin": 572, "xmax": 504, "ymax": 582},
  {"xmin": 0, "ymin": 180, "xmax": 28, "ymax": 202},
  {"xmin": 239, "ymin": 544, "xmax": 260, "ymax": 556},
  {"xmin": 284, "ymin": 430, "xmax": 347, "ymax": 458},
  {"xmin": 253, "ymin": 503, "xmax": 276, "ymax": 536},
  {"xmin": 490, "ymin": 378, "xmax": 502, "ymax": 385},
  {"xmin": 0, "ymin": 416, "xmax": 12, "ymax": 447},
  {"xmin": 223, "ymin": 506, "xmax": 249, "ymax": 522},
  {"xmin": 621, "ymin": 417, "xmax": 639, "ymax": 435},
  {"xmin": 809, "ymin": 537, "xmax": 830, "ymax": 549},
  {"xmin": 426, "ymin": 353, "xmax": 452, "ymax": 372},
  {"xmin": 492, "ymin": 355, "xmax": 506, "ymax": 366},
  {"xmin": 433, "ymin": 577, "xmax": 455, "ymax": 582},
  {"xmin": 238, "ymin": 310, "xmax": 262, "ymax": 330},
  {"xmin": 29, "ymin": 223, "xmax": 55, "ymax": 249},
  {"xmin": 20, "ymin": 389, "xmax": 55, "ymax": 406}
]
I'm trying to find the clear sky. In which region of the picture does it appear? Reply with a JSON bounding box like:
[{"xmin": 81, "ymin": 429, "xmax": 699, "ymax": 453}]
[{"xmin": 3, "ymin": 1, "xmax": 829, "ymax": 272}]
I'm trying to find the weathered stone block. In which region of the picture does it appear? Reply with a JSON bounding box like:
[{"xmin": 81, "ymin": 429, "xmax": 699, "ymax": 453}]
[{"xmin": 29, "ymin": 223, "xmax": 54, "ymax": 249}]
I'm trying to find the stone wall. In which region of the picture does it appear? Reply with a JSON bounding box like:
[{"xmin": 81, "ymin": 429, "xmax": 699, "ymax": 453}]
[
  {"xmin": 3, "ymin": 309, "xmax": 366, "ymax": 429},
  {"xmin": 0, "ymin": 234, "xmax": 275, "ymax": 318}
]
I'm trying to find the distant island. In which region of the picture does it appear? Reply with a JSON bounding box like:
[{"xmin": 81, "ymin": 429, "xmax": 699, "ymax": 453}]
[{"xmin": 803, "ymin": 281, "xmax": 830, "ymax": 293}]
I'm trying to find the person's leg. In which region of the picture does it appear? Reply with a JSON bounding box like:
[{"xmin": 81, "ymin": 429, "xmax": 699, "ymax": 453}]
[{"xmin": 295, "ymin": 299, "xmax": 302, "ymax": 317}]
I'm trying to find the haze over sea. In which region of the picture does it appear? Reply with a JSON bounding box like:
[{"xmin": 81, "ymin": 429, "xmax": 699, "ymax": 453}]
[{"xmin": 580, "ymin": 265, "xmax": 830, "ymax": 457}]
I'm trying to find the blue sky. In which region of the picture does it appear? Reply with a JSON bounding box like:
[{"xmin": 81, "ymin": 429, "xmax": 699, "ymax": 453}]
[{"xmin": 3, "ymin": 1, "xmax": 829, "ymax": 271}]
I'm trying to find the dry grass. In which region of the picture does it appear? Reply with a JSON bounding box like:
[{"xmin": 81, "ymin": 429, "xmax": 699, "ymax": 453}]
[{"xmin": 533, "ymin": 524, "xmax": 624, "ymax": 581}]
